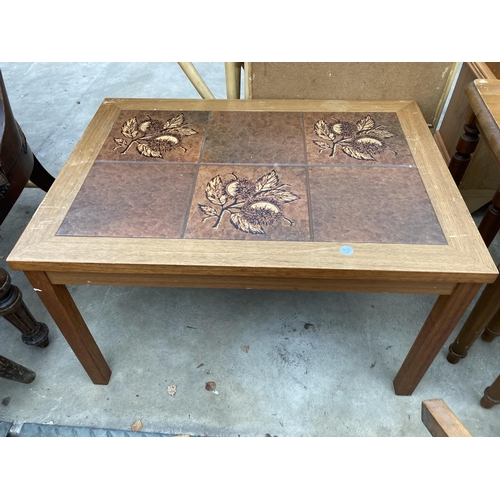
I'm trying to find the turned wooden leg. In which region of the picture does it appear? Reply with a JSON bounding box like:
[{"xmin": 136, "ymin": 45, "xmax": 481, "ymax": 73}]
[
  {"xmin": 394, "ymin": 283, "xmax": 482, "ymax": 395},
  {"xmin": 481, "ymin": 307, "xmax": 500, "ymax": 342},
  {"xmin": 478, "ymin": 186, "xmax": 500, "ymax": 247},
  {"xmin": 24, "ymin": 271, "xmax": 111, "ymax": 385},
  {"xmin": 0, "ymin": 268, "xmax": 49, "ymax": 347},
  {"xmin": 29, "ymin": 155, "xmax": 55, "ymax": 192},
  {"xmin": 0, "ymin": 354, "xmax": 36, "ymax": 384},
  {"xmin": 481, "ymin": 375, "xmax": 500, "ymax": 408},
  {"xmin": 447, "ymin": 270, "xmax": 500, "ymax": 364},
  {"xmin": 448, "ymin": 117, "xmax": 480, "ymax": 186}
]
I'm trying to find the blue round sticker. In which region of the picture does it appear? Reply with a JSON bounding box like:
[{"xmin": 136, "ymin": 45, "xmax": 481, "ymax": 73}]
[{"xmin": 340, "ymin": 246, "xmax": 354, "ymax": 256}]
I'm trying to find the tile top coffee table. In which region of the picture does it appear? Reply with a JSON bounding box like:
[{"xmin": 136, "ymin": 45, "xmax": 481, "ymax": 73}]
[{"xmin": 7, "ymin": 98, "xmax": 498, "ymax": 395}]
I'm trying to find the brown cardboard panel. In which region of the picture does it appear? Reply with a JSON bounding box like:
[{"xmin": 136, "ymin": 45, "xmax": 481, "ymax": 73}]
[{"xmin": 248, "ymin": 62, "xmax": 453, "ymax": 126}]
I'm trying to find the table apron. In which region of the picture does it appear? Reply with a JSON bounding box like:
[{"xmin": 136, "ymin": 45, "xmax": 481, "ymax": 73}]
[{"xmin": 45, "ymin": 271, "xmax": 457, "ymax": 295}]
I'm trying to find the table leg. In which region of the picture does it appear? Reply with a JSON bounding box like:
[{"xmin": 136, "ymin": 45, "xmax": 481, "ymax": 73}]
[
  {"xmin": 24, "ymin": 271, "xmax": 111, "ymax": 385},
  {"xmin": 447, "ymin": 271, "xmax": 500, "ymax": 364},
  {"xmin": 393, "ymin": 282, "xmax": 482, "ymax": 396}
]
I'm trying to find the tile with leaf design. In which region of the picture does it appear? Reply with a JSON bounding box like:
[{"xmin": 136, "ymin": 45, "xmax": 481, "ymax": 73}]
[
  {"xmin": 57, "ymin": 163, "xmax": 197, "ymax": 238},
  {"xmin": 96, "ymin": 110, "xmax": 209, "ymax": 163},
  {"xmin": 308, "ymin": 166, "xmax": 446, "ymax": 244},
  {"xmin": 304, "ymin": 112, "xmax": 415, "ymax": 166},
  {"xmin": 185, "ymin": 165, "xmax": 310, "ymax": 241},
  {"xmin": 201, "ymin": 111, "xmax": 306, "ymax": 165}
]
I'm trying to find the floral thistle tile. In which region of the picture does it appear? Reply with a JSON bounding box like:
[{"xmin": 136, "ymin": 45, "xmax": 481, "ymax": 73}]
[
  {"xmin": 57, "ymin": 163, "xmax": 197, "ymax": 238},
  {"xmin": 201, "ymin": 111, "xmax": 306, "ymax": 165},
  {"xmin": 184, "ymin": 165, "xmax": 310, "ymax": 241},
  {"xmin": 304, "ymin": 112, "xmax": 416, "ymax": 166},
  {"xmin": 308, "ymin": 166, "xmax": 446, "ymax": 244},
  {"xmin": 96, "ymin": 110, "xmax": 209, "ymax": 163}
]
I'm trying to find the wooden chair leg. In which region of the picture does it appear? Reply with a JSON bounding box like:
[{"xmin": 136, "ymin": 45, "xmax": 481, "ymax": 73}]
[
  {"xmin": 225, "ymin": 62, "xmax": 241, "ymax": 99},
  {"xmin": 481, "ymin": 307, "xmax": 500, "ymax": 342},
  {"xmin": 178, "ymin": 63, "xmax": 215, "ymax": 99},
  {"xmin": 29, "ymin": 155, "xmax": 55, "ymax": 192},
  {"xmin": 0, "ymin": 354, "xmax": 36, "ymax": 384},
  {"xmin": 448, "ymin": 116, "xmax": 480, "ymax": 185},
  {"xmin": 0, "ymin": 268, "xmax": 49, "ymax": 348},
  {"xmin": 477, "ymin": 186, "xmax": 500, "ymax": 247},
  {"xmin": 481, "ymin": 375, "xmax": 500, "ymax": 408}
]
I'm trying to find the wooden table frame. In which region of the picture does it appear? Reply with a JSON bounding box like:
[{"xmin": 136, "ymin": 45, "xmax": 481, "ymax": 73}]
[{"xmin": 7, "ymin": 99, "xmax": 498, "ymax": 395}]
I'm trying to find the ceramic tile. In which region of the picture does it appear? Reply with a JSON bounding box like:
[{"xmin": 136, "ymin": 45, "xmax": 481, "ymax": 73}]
[
  {"xmin": 304, "ymin": 112, "xmax": 415, "ymax": 166},
  {"xmin": 96, "ymin": 110, "xmax": 209, "ymax": 163},
  {"xmin": 201, "ymin": 111, "xmax": 306, "ymax": 165},
  {"xmin": 308, "ymin": 166, "xmax": 446, "ymax": 244},
  {"xmin": 184, "ymin": 165, "xmax": 310, "ymax": 241},
  {"xmin": 57, "ymin": 163, "xmax": 197, "ymax": 238}
]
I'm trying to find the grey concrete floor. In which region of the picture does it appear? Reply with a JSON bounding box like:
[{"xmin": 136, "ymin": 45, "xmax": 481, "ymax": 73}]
[{"xmin": 1, "ymin": 62, "xmax": 500, "ymax": 437}]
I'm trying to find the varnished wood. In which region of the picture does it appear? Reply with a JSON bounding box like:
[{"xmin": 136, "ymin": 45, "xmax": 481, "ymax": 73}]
[
  {"xmin": 7, "ymin": 99, "xmax": 497, "ymax": 284},
  {"xmin": 24, "ymin": 271, "xmax": 111, "ymax": 384},
  {"xmin": 394, "ymin": 283, "xmax": 482, "ymax": 395},
  {"xmin": 481, "ymin": 376, "xmax": 500, "ymax": 408},
  {"xmin": 481, "ymin": 307, "xmax": 500, "ymax": 342},
  {"xmin": 447, "ymin": 270, "xmax": 500, "ymax": 363},
  {"xmin": 448, "ymin": 120, "xmax": 480, "ymax": 185},
  {"xmin": 435, "ymin": 63, "xmax": 500, "ymax": 212},
  {"xmin": 477, "ymin": 186, "xmax": 500, "ymax": 247},
  {"xmin": 177, "ymin": 63, "xmax": 215, "ymax": 99},
  {"xmin": 45, "ymin": 271, "xmax": 457, "ymax": 295},
  {"xmin": 0, "ymin": 268, "xmax": 49, "ymax": 347},
  {"xmin": 421, "ymin": 399, "xmax": 471, "ymax": 436},
  {"xmin": 6, "ymin": 98, "xmax": 497, "ymax": 391},
  {"xmin": 225, "ymin": 63, "xmax": 241, "ymax": 99},
  {"xmin": 0, "ymin": 355, "xmax": 36, "ymax": 384},
  {"xmin": 0, "ymin": 70, "xmax": 55, "ymax": 224}
]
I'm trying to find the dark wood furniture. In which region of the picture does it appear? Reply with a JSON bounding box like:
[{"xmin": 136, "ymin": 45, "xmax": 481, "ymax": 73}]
[
  {"xmin": 445, "ymin": 80, "xmax": 500, "ymax": 407},
  {"xmin": 435, "ymin": 63, "xmax": 500, "ymax": 213},
  {"xmin": 0, "ymin": 69, "xmax": 54, "ymax": 383},
  {"xmin": 7, "ymin": 98, "xmax": 497, "ymax": 395}
]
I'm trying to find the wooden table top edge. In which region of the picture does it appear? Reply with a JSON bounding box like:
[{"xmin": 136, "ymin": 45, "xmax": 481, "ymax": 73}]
[{"xmin": 7, "ymin": 98, "xmax": 497, "ymax": 285}]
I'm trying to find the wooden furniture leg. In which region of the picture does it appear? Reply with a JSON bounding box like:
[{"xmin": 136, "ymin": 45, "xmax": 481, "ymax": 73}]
[
  {"xmin": 0, "ymin": 268, "xmax": 49, "ymax": 347},
  {"xmin": 29, "ymin": 155, "xmax": 55, "ymax": 192},
  {"xmin": 0, "ymin": 354, "xmax": 36, "ymax": 384},
  {"xmin": 477, "ymin": 186, "xmax": 500, "ymax": 247},
  {"xmin": 448, "ymin": 116, "xmax": 480, "ymax": 185},
  {"xmin": 447, "ymin": 269, "xmax": 500, "ymax": 363},
  {"xmin": 178, "ymin": 63, "xmax": 215, "ymax": 99},
  {"xmin": 481, "ymin": 307, "xmax": 500, "ymax": 342},
  {"xmin": 394, "ymin": 283, "xmax": 482, "ymax": 395},
  {"xmin": 481, "ymin": 375, "xmax": 500, "ymax": 408},
  {"xmin": 225, "ymin": 62, "xmax": 241, "ymax": 99},
  {"xmin": 421, "ymin": 399, "xmax": 471, "ymax": 436},
  {"xmin": 24, "ymin": 271, "xmax": 111, "ymax": 385}
]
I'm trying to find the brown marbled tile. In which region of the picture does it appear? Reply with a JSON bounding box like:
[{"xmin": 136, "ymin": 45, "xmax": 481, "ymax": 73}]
[
  {"xmin": 304, "ymin": 112, "xmax": 415, "ymax": 166},
  {"xmin": 96, "ymin": 110, "xmax": 209, "ymax": 163},
  {"xmin": 201, "ymin": 111, "xmax": 306, "ymax": 165},
  {"xmin": 57, "ymin": 163, "xmax": 197, "ymax": 238},
  {"xmin": 308, "ymin": 166, "xmax": 446, "ymax": 244},
  {"xmin": 185, "ymin": 165, "xmax": 310, "ymax": 241}
]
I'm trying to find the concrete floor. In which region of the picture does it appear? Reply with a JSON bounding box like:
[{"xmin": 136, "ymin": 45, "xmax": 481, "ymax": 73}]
[{"xmin": 1, "ymin": 62, "xmax": 500, "ymax": 437}]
